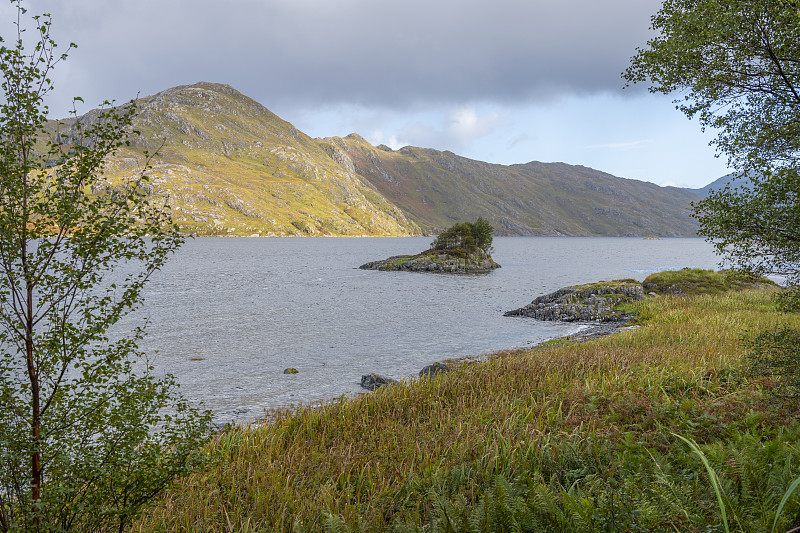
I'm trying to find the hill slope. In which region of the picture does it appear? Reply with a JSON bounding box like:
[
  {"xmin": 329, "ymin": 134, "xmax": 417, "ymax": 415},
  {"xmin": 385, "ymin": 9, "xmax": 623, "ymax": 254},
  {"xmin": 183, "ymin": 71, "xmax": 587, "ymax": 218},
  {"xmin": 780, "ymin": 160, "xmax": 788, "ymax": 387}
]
[
  {"xmin": 71, "ymin": 83, "xmax": 418, "ymax": 236},
  {"xmin": 319, "ymin": 134, "xmax": 700, "ymax": 236}
]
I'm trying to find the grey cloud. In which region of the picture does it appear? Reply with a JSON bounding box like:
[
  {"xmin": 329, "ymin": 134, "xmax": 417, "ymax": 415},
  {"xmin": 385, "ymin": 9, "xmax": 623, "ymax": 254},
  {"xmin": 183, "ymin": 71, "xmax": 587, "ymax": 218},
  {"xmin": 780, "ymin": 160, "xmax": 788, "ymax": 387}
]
[{"xmin": 25, "ymin": 0, "xmax": 662, "ymax": 116}]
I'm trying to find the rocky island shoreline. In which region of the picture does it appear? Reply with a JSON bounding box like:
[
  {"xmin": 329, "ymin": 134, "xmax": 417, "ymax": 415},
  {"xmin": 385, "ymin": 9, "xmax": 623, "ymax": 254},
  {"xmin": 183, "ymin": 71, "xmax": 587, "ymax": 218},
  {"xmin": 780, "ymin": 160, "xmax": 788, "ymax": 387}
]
[
  {"xmin": 358, "ymin": 279, "xmax": 645, "ymax": 391},
  {"xmin": 359, "ymin": 247, "xmax": 500, "ymax": 273},
  {"xmin": 359, "ymin": 217, "xmax": 500, "ymax": 274}
]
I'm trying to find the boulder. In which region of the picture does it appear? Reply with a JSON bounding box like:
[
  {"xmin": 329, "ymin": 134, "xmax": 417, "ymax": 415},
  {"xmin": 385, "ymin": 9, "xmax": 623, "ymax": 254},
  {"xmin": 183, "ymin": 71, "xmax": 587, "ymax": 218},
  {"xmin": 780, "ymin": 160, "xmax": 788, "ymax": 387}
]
[
  {"xmin": 419, "ymin": 362, "xmax": 450, "ymax": 377},
  {"xmin": 283, "ymin": 368, "xmax": 299, "ymax": 374},
  {"xmin": 361, "ymin": 373, "xmax": 397, "ymax": 391}
]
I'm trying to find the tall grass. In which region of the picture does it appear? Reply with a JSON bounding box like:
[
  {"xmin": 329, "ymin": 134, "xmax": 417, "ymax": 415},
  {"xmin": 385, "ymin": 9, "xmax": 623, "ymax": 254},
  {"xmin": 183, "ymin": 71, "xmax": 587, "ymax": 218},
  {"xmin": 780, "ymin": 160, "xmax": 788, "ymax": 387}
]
[{"xmin": 135, "ymin": 289, "xmax": 800, "ymax": 532}]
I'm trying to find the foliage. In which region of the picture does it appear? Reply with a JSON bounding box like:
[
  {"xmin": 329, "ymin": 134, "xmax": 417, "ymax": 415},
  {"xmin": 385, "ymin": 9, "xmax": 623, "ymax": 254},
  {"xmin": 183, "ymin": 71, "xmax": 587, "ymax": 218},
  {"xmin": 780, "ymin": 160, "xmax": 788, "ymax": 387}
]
[
  {"xmin": 746, "ymin": 325, "xmax": 800, "ymax": 399},
  {"xmin": 0, "ymin": 3, "xmax": 210, "ymax": 532},
  {"xmin": 675, "ymin": 432, "xmax": 800, "ymax": 533},
  {"xmin": 431, "ymin": 217, "xmax": 494, "ymax": 253},
  {"xmin": 624, "ymin": 0, "xmax": 800, "ymax": 174},
  {"xmin": 624, "ymin": 0, "xmax": 800, "ymax": 280},
  {"xmin": 136, "ymin": 287, "xmax": 800, "ymax": 531},
  {"xmin": 776, "ymin": 286, "xmax": 800, "ymax": 313},
  {"xmin": 625, "ymin": 0, "xmax": 800, "ymax": 402},
  {"xmin": 696, "ymin": 170, "xmax": 800, "ymax": 285}
]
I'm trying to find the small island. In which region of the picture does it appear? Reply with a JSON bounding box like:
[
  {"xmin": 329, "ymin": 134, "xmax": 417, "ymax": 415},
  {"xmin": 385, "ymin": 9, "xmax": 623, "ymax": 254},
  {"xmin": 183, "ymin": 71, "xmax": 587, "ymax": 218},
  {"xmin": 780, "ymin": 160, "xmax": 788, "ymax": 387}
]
[{"xmin": 359, "ymin": 218, "xmax": 501, "ymax": 273}]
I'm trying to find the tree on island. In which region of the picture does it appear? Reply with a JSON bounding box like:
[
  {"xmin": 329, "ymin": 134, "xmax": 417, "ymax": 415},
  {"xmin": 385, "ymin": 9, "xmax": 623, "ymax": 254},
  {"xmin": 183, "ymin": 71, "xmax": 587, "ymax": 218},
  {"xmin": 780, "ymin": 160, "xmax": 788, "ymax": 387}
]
[
  {"xmin": 431, "ymin": 217, "xmax": 494, "ymax": 254},
  {"xmin": 0, "ymin": 2, "xmax": 210, "ymax": 531},
  {"xmin": 624, "ymin": 0, "xmax": 800, "ymax": 394}
]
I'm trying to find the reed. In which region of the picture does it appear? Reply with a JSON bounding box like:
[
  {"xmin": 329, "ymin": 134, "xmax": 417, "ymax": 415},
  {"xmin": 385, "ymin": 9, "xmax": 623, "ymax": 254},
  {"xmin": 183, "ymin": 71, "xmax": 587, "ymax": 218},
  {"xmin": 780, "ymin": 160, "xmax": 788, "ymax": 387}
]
[{"xmin": 135, "ymin": 288, "xmax": 800, "ymax": 532}]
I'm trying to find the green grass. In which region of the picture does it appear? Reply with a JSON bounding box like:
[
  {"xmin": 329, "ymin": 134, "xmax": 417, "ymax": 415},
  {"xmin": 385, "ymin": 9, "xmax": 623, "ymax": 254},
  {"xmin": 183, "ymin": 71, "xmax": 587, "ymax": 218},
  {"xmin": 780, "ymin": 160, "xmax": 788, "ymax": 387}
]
[
  {"xmin": 134, "ymin": 286, "xmax": 800, "ymax": 532},
  {"xmin": 643, "ymin": 268, "xmax": 777, "ymax": 296},
  {"xmin": 571, "ymin": 278, "xmax": 640, "ymax": 290}
]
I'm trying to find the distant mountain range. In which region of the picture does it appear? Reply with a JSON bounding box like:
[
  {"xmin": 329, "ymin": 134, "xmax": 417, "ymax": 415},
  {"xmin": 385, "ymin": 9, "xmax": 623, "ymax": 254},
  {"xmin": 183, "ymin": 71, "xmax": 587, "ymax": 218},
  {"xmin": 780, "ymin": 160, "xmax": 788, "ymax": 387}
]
[
  {"xmin": 53, "ymin": 82, "xmax": 722, "ymax": 237},
  {"xmin": 687, "ymin": 172, "xmax": 755, "ymax": 198},
  {"xmin": 322, "ymin": 134, "xmax": 700, "ymax": 236}
]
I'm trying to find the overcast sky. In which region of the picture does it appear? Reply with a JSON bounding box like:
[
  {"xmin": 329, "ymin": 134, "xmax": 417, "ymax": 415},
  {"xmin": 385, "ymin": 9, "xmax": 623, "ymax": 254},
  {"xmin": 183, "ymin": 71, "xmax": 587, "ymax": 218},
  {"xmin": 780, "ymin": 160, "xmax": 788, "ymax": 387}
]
[{"xmin": 6, "ymin": 0, "xmax": 730, "ymax": 188}]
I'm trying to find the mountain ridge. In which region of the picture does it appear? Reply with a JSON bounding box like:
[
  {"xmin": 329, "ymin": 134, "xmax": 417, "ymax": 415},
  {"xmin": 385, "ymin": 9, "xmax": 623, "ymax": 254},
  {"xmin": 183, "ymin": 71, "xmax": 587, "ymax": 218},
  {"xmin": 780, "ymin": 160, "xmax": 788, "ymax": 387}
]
[
  {"xmin": 318, "ymin": 133, "xmax": 700, "ymax": 236},
  {"xmin": 56, "ymin": 82, "xmax": 704, "ymax": 237},
  {"xmin": 687, "ymin": 171, "xmax": 756, "ymax": 199}
]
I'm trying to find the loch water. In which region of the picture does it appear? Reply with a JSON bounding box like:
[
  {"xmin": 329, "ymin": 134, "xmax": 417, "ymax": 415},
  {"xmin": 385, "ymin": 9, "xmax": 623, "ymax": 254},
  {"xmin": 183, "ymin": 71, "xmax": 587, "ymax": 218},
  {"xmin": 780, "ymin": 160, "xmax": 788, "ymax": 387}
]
[{"xmin": 125, "ymin": 236, "xmax": 720, "ymax": 425}]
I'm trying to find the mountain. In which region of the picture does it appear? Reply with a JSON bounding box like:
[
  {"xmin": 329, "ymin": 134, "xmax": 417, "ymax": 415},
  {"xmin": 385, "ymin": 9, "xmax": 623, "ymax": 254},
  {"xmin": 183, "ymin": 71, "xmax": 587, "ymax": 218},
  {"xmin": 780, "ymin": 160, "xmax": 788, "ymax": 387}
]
[
  {"xmin": 62, "ymin": 82, "xmax": 418, "ymax": 236},
  {"xmin": 56, "ymin": 82, "xmax": 702, "ymax": 237},
  {"xmin": 319, "ymin": 134, "xmax": 700, "ymax": 236},
  {"xmin": 688, "ymin": 172, "xmax": 755, "ymax": 199}
]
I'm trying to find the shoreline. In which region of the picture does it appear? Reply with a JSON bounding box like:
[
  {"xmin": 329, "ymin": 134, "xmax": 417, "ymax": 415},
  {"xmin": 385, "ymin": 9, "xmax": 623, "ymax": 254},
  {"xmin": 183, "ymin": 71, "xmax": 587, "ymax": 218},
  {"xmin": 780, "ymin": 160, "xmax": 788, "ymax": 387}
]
[{"xmin": 243, "ymin": 320, "xmax": 634, "ymax": 428}]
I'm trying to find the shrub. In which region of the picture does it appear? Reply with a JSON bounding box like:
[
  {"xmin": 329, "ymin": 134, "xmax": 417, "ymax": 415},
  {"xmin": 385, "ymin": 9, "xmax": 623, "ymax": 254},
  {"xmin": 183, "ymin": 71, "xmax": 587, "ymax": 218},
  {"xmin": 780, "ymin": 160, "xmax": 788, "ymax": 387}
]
[
  {"xmin": 643, "ymin": 268, "xmax": 775, "ymax": 296},
  {"xmin": 776, "ymin": 286, "xmax": 800, "ymax": 313},
  {"xmin": 746, "ymin": 325, "xmax": 800, "ymax": 399},
  {"xmin": 431, "ymin": 217, "xmax": 494, "ymax": 253}
]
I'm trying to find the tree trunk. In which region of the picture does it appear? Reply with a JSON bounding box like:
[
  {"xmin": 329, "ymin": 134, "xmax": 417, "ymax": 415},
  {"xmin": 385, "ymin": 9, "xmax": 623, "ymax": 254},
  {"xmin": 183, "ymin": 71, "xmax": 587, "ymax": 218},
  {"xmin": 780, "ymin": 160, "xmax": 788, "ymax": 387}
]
[{"xmin": 24, "ymin": 249, "xmax": 41, "ymax": 522}]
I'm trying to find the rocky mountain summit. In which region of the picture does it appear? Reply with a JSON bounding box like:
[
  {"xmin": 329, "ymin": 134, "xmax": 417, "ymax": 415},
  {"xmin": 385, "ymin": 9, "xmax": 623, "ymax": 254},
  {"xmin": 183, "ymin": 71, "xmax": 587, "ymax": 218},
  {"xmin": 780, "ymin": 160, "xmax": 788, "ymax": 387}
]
[{"xmin": 504, "ymin": 280, "xmax": 644, "ymax": 322}]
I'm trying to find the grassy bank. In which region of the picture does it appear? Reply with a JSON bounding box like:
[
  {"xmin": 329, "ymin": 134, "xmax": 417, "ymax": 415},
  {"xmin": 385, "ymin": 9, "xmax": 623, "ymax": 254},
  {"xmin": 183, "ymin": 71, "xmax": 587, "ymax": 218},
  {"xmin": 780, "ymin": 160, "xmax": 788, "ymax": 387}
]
[{"xmin": 135, "ymin": 285, "xmax": 800, "ymax": 532}]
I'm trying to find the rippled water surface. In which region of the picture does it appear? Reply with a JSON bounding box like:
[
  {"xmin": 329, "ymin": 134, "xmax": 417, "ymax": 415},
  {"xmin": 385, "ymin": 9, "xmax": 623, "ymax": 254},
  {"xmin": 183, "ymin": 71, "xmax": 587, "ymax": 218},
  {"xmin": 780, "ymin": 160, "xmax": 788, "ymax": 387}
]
[{"xmin": 123, "ymin": 237, "xmax": 719, "ymax": 424}]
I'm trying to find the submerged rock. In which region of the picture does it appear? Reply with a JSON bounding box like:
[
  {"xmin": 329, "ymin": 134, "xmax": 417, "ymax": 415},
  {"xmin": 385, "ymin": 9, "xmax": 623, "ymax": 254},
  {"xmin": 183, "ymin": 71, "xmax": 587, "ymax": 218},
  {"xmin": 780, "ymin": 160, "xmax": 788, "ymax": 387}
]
[
  {"xmin": 360, "ymin": 248, "xmax": 500, "ymax": 274},
  {"xmin": 504, "ymin": 280, "xmax": 644, "ymax": 323},
  {"xmin": 361, "ymin": 373, "xmax": 397, "ymax": 391}
]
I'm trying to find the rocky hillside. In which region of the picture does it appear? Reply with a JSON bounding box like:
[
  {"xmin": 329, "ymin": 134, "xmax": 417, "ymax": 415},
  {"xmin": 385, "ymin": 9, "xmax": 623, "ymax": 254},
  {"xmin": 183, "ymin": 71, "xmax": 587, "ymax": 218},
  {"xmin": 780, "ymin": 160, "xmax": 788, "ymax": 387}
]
[
  {"xmin": 60, "ymin": 83, "xmax": 418, "ymax": 236},
  {"xmin": 319, "ymin": 134, "xmax": 700, "ymax": 236},
  {"xmin": 53, "ymin": 82, "xmax": 703, "ymax": 237}
]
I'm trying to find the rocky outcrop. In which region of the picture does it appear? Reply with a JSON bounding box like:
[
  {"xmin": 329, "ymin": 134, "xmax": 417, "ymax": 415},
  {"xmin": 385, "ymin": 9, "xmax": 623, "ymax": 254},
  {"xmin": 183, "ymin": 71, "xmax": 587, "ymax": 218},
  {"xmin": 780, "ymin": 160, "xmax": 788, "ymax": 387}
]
[
  {"xmin": 361, "ymin": 373, "xmax": 397, "ymax": 390},
  {"xmin": 360, "ymin": 248, "xmax": 500, "ymax": 274},
  {"xmin": 504, "ymin": 281, "xmax": 644, "ymax": 323},
  {"xmin": 419, "ymin": 362, "xmax": 450, "ymax": 377}
]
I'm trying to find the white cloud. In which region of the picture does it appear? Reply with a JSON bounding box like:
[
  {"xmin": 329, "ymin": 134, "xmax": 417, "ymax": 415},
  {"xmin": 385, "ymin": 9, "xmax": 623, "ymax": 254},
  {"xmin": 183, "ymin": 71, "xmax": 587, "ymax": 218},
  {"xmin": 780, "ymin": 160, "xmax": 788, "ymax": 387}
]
[
  {"xmin": 367, "ymin": 130, "xmax": 407, "ymax": 150},
  {"xmin": 658, "ymin": 179, "xmax": 695, "ymax": 188},
  {"xmin": 446, "ymin": 107, "xmax": 505, "ymax": 150}
]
